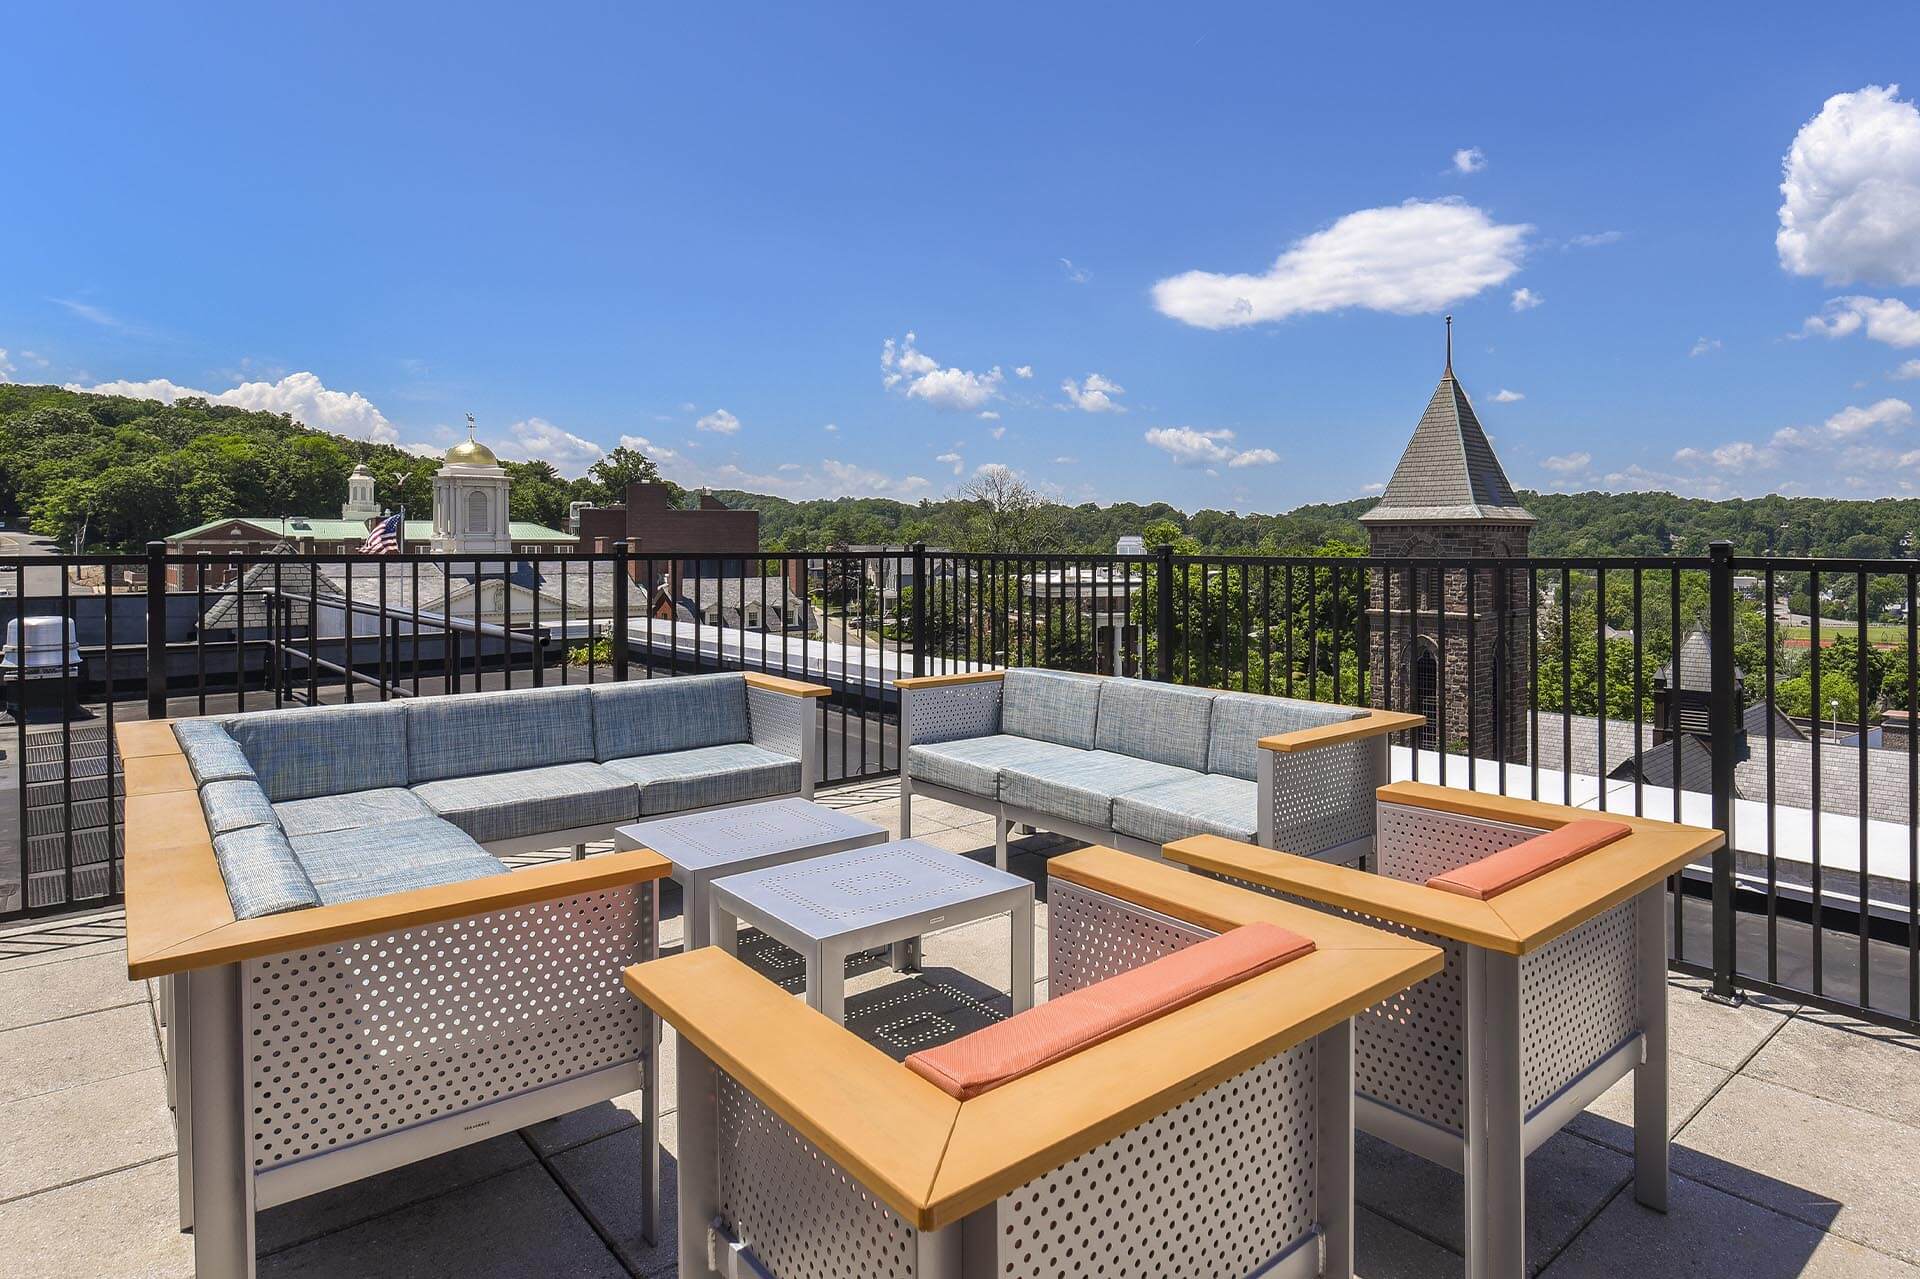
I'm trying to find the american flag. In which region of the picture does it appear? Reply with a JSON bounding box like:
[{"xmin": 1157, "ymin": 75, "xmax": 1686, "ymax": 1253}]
[{"xmin": 359, "ymin": 512, "xmax": 403, "ymax": 555}]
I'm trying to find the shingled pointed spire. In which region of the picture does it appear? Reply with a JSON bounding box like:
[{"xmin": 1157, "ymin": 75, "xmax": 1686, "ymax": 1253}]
[{"xmin": 1360, "ymin": 320, "xmax": 1534, "ymax": 525}]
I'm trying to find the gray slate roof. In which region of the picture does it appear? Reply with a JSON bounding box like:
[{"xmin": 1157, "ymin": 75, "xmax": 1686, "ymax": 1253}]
[
  {"xmin": 200, "ymin": 548, "xmax": 341, "ymax": 630},
  {"xmin": 1360, "ymin": 370, "xmax": 1535, "ymax": 525}
]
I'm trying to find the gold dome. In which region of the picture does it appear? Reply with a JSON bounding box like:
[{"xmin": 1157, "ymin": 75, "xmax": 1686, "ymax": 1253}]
[{"xmin": 445, "ymin": 437, "xmax": 499, "ymax": 466}]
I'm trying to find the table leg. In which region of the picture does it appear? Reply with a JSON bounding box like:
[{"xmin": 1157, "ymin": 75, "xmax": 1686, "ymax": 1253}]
[
  {"xmin": 1464, "ymin": 948, "xmax": 1524, "ymax": 1279},
  {"xmin": 709, "ymin": 899, "xmax": 739, "ymax": 957},
  {"xmin": 1010, "ymin": 897, "xmax": 1035, "ymax": 1013},
  {"xmin": 686, "ymin": 882, "xmax": 710, "ymax": 951},
  {"xmin": 889, "ymin": 937, "xmax": 921, "ymax": 972},
  {"xmin": 1633, "ymin": 884, "xmax": 1670, "ymax": 1210},
  {"xmin": 188, "ymin": 962, "xmax": 254, "ymax": 1278},
  {"xmin": 813, "ymin": 944, "xmax": 846, "ymax": 1024}
]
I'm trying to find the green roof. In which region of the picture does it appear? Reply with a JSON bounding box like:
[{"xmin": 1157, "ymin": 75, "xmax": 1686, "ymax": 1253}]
[{"xmin": 165, "ymin": 516, "xmax": 577, "ymax": 544}]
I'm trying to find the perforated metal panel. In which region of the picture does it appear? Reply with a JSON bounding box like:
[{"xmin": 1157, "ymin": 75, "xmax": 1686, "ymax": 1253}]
[
  {"xmin": 243, "ymin": 885, "xmax": 651, "ymax": 1170},
  {"xmin": 1046, "ymin": 878, "xmax": 1214, "ymax": 995},
  {"xmin": 1271, "ymin": 741, "xmax": 1376, "ymax": 857},
  {"xmin": 991, "ymin": 1043, "xmax": 1320, "ymax": 1278},
  {"xmin": 906, "ymin": 681, "xmax": 1002, "ymax": 747},
  {"xmin": 748, "ymin": 685, "xmax": 808, "ymax": 758},
  {"xmin": 716, "ymin": 1075, "xmax": 923, "ymax": 1279},
  {"xmin": 1520, "ymin": 900, "xmax": 1638, "ymax": 1113},
  {"xmin": 1376, "ymin": 802, "xmax": 1541, "ymax": 884}
]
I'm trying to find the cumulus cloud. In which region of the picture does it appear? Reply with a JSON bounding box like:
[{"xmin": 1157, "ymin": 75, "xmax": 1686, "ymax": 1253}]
[
  {"xmin": 1510, "ymin": 287, "xmax": 1542, "ymax": 311},
  {"xmin": 695, "ymin": 408, "xmax": 742, "ymax": 434},
  {"xmin": 619, "ymin": 433, "xmax": 677, "ymax": 462},
  {"xmin": 1060, "ymin": 373, "xmax": 1126, "ymax": 413},
  {"xmin": 987, "ymin": 425, "xmax": 1006, "ymax": 439},
  {"xmin": 663, "ymin": 458, "xmax": 930, "ymax": 501},
  {"xmin": 0, "ymin": 349, "xmax": 12, "ymax": 381},
  {"xmin": 1452, "ymin": 147, "xmax": 1486, "ymax": 174},
  {"xmin": 881, "ymin": 332, "xmax": 1005, "ymax": 410},
  {"xmin": 1801, "ymin": 296, "xmax": 1920, "ymax": 347},
  {"xmin": 1144, "ymin": 426, "xmax": 1279, "ymax": 469},
  {"xmin": 1823, "ymin": 397, "xmax": 1913, "ymax": 436},
  {"xmin": 1778, "ymin": 85, "xmax": 1920, "ymax": 285},
  {"xmin": 823, "ymin": 423, "xmax": 838, "ymax": 433},
  {"xmin": 1892, "ymin": 359, "xmax": 1920, "ymax": 380},
  {"xmin": 493, "ymin": 418, "xmax": 605, "ymax": 477},
  {"xmin": 1690, "ymin": 337, "xmax": 1723, "ymax": 357},
  {"xmin": 936, "ymin": 451, "xmax": 964, "ymax": 475},
  {"xmin": 1014, "ymin": 365, "xmax": 1033, "ymax": 379},
  {"xmin": 978, "ymin": 410, "xmax": 1001, "ymax": 421},
  {"xmin": 1540, "ymin": 452, "xmax": 1591, "ymax": 474},
  {"xmin": 1491, "ymin": 388, "xmax": 1525, "ymax": 403},
  {"xmin": 1668, "ymin": 397, "xmax": 1918, "ymax": 494},
  {"xmin": 1152, "ymin": 199, "xmax": 1530, "ymax": 329},
  {"xmin": 70, "ymin": 370, "xmax": 399, "ymax": 443}
]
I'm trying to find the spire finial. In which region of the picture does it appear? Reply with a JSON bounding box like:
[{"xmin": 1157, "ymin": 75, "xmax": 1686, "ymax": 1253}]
[
  {"xmin": 465, "ymin": 411, "xmax": 476, "ymax": 442},
  {"xmin": 1444, "ymin": 315, "xmax": 1453, "ymax": 374}
]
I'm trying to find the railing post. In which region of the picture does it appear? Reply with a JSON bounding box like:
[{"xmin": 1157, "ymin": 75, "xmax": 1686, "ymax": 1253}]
[
  {"xmin": 1707, "ymin": 540, "xmax": 1743, "ymax": 1005},
  {"xmin": 1154, "ymin": 543, "xmax": 1175, "ymax": 682},
  {"xmin": 611, "ymin": 540, "xmax": 631, "ymax": 682},
  {"xmin": 145, "ymin": 541, "xmax": 167, "ymax": 720},
  {"xmin": 910, "ymin": 543, "xmax": 928, "ymax": 678}
]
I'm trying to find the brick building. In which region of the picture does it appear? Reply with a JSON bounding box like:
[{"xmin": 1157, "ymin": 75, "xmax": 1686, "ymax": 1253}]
[
  {"xmin": 1360, "ymin": 335, "xmax": 1533, "ymax": 761},
  {"xmin": 571, "ymin": 483, "xmax": 761, "ymax": 591}
]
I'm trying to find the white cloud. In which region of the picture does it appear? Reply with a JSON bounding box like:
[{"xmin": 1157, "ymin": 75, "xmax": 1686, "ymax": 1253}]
[
  {"xmin": 1143, "ymin": 426, "xmax": 1278, "ymax": 469},
  {"xmin": 70, "ymin": 370, "xmax": 399, "ymax": 443},
  {"xmin": 493, "ymin": 418, "xmax": 605, "ymax": 477},
  {"xmin": 1053, "ymin": 455, "xmax": 1077, "ymax": 464},
  {"xmin": 1665, "ymin": 396, "xmax": 1918, "ymax": 494},
  {"xmin": 619, "ymin": 433, "xmax": 677, "ymax": 462},
  {"xmin": 1541, "ymin": 451, "xmax": 1591, "ymax": 474},
  {"xmin": 1014, "ymin": 365, "xmax": 1033, "ymax": 379},
  {"xmin": 1823, "ymin": 397, "xmax": 1912, "ymax": 436},
  {"xmin": 1892, "ymin": 359, "xmax": 1920, "ymax": 380},
  {"xmin": 1510, "ymin": 287, "xmax": 1542, "ymax": 311},
  {"xmin": 1491, "ymin": 388, "xmax": 1525, "ymax": 403},
  {"xmin": 1060, "ymin": 372, "xmax": 1126, "ymax": 413},
  {"xmin": 936, "ymin": 451, "xmax": 964, "ymax": 475},
  {"xmin": 1801, "ymin": 296, "xmax": 1920, "ymax": 347},
  {"xmin": 1689, "ymin": 337, "xmax": 1723, "ymax": 357},
  {"xmin": 881, "ymin": 332, "xmax": 1004, "ymax": 410},
  {"xmin": 0, "ymin": 349, "xmax": 12, "ymax": 381},
  {"xmin": 1778, "ymin": 85, "xmax": 1920, "ymax": 285},
  {"xmin": 667, "ymin": 458, "xmax": 931, "ymax": 501},
  {"xmin": 988, "ymin": 425, "xmax": 1006, "ymax": 439},
  {"xmin": 1059, "ymin": 258, "xmax": 1089, "ymax": 284},
  {"xmin": 695, "ymin": 408, "xmax": 741, "ymax": 434},
  {"xmin": 822, "ymin": 422, "xmax": 838, "ymax": 433},
  {"xmin": 1452, "ymin": 147, "xmax": 1486, "ymax": 174},
  {"xmin": 1152, "ymin": 199, "xmax": 1530, "ymax": 329},
  {"xmin": 978, "ymin": 410, "xmax": 1001, "ymax": 420},
  {"xmin": 51, "ymin": 297, "xmax": 136, "ymax": 332},
  {"xmin": 1568, "ymin": 231, "xmax": 1624, "ymax": 248}
]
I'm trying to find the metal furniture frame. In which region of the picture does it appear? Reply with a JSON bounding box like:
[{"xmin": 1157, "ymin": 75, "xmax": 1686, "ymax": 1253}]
[
  {"xmin": 1165, "ymin": 781, "xmax": 1725, "ymax": 1279},
  {"xmin": 626, "ymin": 845, "xmax": 1441, "ymax": 1279},
  {"xmin": 705, "ymin": 838, "xmax": 1035, "ymax": 1024},
  {"xmin": 894, "ymin": 670, "xmax": 1419, "ymax": 868},
  {"xmin": 121, "ymin": 719, "xmax": 675, "ymax": 1279}
]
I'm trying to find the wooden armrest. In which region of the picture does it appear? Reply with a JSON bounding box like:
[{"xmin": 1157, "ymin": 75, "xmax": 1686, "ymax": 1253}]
[
  {"xmin": 1259, "ymin": 708, "xmax": 1425, "ymax": 754},
  {"xmin": 743, "ymin": 672, "xmax": 833, "ymax": 698},
  {"xmin": 892, "ymin": 671, "xmax": 1005, "ymax": 690},
  {"xmin": 115, "ymin": 718, "xmax": 184, "ymax": 759},
  {"xmin": 625, "ymin": 949, "xmax": 959, "ymax": 1228}
]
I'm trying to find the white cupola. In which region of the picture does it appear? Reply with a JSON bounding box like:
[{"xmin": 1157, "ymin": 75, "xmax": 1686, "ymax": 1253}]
[
  {"xmin": 341, "ymin": 462, "xmax": 381, "ymax": 522},
  {"xmin": 431, "ymin": 414, "xmax": 513, "ymax": 555}
]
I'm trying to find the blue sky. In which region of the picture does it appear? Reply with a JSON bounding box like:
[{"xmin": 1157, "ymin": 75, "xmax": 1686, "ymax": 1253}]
[{"xmin": 7, "ymin": 3, "xmax": 1920, "ymax": 511}]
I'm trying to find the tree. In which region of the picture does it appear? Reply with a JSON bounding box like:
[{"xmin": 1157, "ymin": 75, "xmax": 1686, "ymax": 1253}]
[
  {"xmin": 504, "ymin": 460, "xmax": 575, "ymax": 529},
  {"xmin": 956, "ymin": 466, "xmax": 1061, "ymax": 553},
  {"xmin": 1774, "ymin": 671, "xmax": 1859, "ymax": 724},
  {"xmin": 581, "ymin": 445, "xmax": 677, "ymax": 506}
]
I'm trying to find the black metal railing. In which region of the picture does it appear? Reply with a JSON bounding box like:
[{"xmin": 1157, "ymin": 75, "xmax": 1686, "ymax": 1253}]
[{"xmin": 4, "ymin": 540, "xmax": 1917, "ymax": 1032}]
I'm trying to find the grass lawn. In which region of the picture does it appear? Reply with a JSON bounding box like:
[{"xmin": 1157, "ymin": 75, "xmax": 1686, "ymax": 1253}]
[{"xmin": 1781, "ymin": 622, "xmax": 1909, "ymax": 647}]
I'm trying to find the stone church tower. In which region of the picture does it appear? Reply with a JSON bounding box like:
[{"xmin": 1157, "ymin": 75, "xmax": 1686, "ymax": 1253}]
[{"xmin": 1361, "ymin": 323, "xmax": 1533, "ymax": 761}]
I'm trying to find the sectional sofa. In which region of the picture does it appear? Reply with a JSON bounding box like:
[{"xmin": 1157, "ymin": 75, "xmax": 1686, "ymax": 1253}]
[{"xmin": 895, "ymin": 668, "xmax": 1422, "ymax": 867}]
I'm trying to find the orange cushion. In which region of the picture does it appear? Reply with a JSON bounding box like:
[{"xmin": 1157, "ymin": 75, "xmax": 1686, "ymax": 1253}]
[
  {"xmin": 1425, "ymin": 819, "xmax": 1632, "ymax": 900},
  {"xmin": 903, "ymin": 922, "xmax": 1315, "ymax": 1101}
]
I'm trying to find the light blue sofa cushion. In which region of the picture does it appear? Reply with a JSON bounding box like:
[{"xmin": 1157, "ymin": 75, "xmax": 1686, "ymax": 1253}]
[
  {"xmin": 1207, "ymin": 693, "xmax": 1367, "ymax": 782},
  {"xmin": 999, "ymin": 750, "xmax": 1199, "ymax": 830},
  {"xmin": 173, "ymin": 719, "xmax": 256, "ymax": 786},
  {"xmin": 1093, "ymin": 679, "xmax": 1218, "ymax": 773},
  {"xmin": 602, "ymin": 743, "xmax": 802, "ymax": 816},
  {"xmin": 273, "ymin": 787, "xmax": 435, "ymax": 838},
  {"xmin": 200, "ymin": 779, "xmax": 279, "ymax": 836},
  {"xmin": 412, "ymin": 761, "xmax": 638, "ymax": 845},
  {"xmin": 1000, "ymin": 669, "xmax": 1103, "ymax": 751},
  {"xmin": 906, "ymin": 735, "xmax": 1084, "ymax": 799},
  {"xmin": 405, "ymin": 686, "xmax": 594, "ymax": 784},
  {"xmin": 291, "ymin": 816, "xmax": 505, "ymax": 906},
  {"xmin": 589, "ymin": 673, "xmax": 750, "ymax": 762},
  {"xmin": 1112, "ymin": 773, "xmax": 1259, "ymax": 848},
  {"xmin": 224, "ymin": 702, "xmax": 410, "ymax": 803},
  {"xmin": 212, "ymin": 824, "xmax": 319, "ymax": 919}
]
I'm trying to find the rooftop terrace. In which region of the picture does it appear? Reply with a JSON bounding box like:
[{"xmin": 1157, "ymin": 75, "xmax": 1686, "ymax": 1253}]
[{"xmin": 3, "ymin": 781, "xmax": 1915, "ymax": 1279}]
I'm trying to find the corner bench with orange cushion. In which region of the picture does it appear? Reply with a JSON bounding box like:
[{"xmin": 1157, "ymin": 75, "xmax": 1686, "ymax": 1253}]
[
  {"xmin": 626, "ymin": 845, "xmax": 1440, "ymax": 1279},
  {"xmin": 1162, "ymin": 781, "xmax": 1725, "ymax": 1279}
]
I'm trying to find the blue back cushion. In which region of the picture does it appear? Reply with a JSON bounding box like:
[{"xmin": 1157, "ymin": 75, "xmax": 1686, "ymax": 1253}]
[
  {"xmin": 1206, "ymin": 693, "xmax": 1367, "ymax": 780},
  {"xmin": 212, "ymin": 825, "xmax": 319, "ymax": 919},
  {"xmin": 173, "ymin": 719, "xmax": 256, "ymax": 786},
  {"xmin": 589, "ymin": 674, "xmax": 750, "ymax": 761},
  {"xmin": 1000, "ymin": 669, "xmax": 1103, "ymax": 751},
  {"xmin": 225, "ymin": 702, "xmax": 410, "ymax": 803},
  {"xmin": 1094, "ymin": 679, "xmax": 1217, "ymax": 772},
  {"xmin": 405, "ymin": 685, "xmax": 593, "ymax": 783}
]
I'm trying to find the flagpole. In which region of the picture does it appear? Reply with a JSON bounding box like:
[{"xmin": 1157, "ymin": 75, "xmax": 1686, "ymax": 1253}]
[{"xmin": 396, "ymin": 504, "xmax": 406, "ymax": 554}]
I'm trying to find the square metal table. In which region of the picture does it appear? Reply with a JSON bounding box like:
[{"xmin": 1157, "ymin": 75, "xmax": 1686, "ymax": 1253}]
[
  {"xmin": 614, "ymin": 797, "xmax": 889, "ymax": 950},
  {"xmin": 707, "ymin": 839, "xmax": 1036, "ymax": 1024}
]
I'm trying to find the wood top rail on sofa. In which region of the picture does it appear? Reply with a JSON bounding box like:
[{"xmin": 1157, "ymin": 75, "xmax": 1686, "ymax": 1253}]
[
  {"xmin": 1165, "ymin": 784, "xmax": 1724, "ymax": 955},
  {"xmin": 624, "ymin": 845, "xmax": 1441, "ymax": 1231},
  {"xmin": 121, "ymin": 718, "xmax": 672, "ymax": 981},
  {"xmin": 1258, "ymin": 707, "xmax": 1426, "ymax": 754},
  {"xmin": 743, "ymin": 672, "xmax": 834, "ymax": 698},
  {"xmin": 892, "ymin": 670, "xmax": 1007, "ymax": 690}
]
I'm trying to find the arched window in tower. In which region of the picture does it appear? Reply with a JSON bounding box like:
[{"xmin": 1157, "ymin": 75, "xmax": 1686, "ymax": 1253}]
[
  {"xmin": 1412, "ymin": 639, "xmax": 1440, "ymax": 751},
  {"xmin": 466, "ymin": 490, "xmax": 489, "ymax": 534}
]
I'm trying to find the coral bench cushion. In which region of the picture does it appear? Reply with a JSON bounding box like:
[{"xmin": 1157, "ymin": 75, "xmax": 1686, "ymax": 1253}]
[
  {"xmin": 904, "ymin": 922, "xmax": 1315, "ymax": 1101},
  {"xmin": 1425, "ymin": 819, "xmax": 1632, "ymax": 900}
]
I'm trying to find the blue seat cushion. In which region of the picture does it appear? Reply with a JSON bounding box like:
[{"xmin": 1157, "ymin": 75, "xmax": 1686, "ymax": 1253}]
[
  {"xmin": 224, "ymin": 702, "xmax": 410, "ymax": 803},
  {"xmin": 405, "ymin": 686, "xmax": 594, "ymax": 784},
  {"xmin": 411, "ymin": 761, "xmax": 637, "ymax": 844},
  {"xmin": 273, "ymin": 787, "xmax": 435, "ymax": 838},
  {"xmin": 172, "ymin": 720, "xmax": 256, "ymax": 786},
  {"xmin": 589, "ymin": 674, "xmax": 750, "ymax": 762},
  {"xmin": 1112, "ymin": 773, "xmax": 1259, "ymax": 848},
  {"xmin": 907, "ymin": 735, "xmax": 1084, "ymax": 800},
  {"xmin": 211, "ymin": 824, "xmax": 319, "ymax": 919},
  {"xmin": 1093, "ymin": 679, "xmax": 1218, "ymax": 773},
  {"xmin": 291, "ymin": 817, "xmax": 505, "ymax": 906},
  {"xmin": 601, "ymin": 743, "xmax": 802, "ymax": 816},
  {"xmin": 999, "ymin": 750, "xmax": 1200, "ymax": 831},
  {"xmin": 200, "ymin": 779, "xmax": 279, "ymax": 836},
  {"xmin": 1000, "ymin": 669, "xmax": 1103, "ymax": 751},
  {"xmin": 1206, "ymin": 693, "xmax": 1367, "ymax": 781}
]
